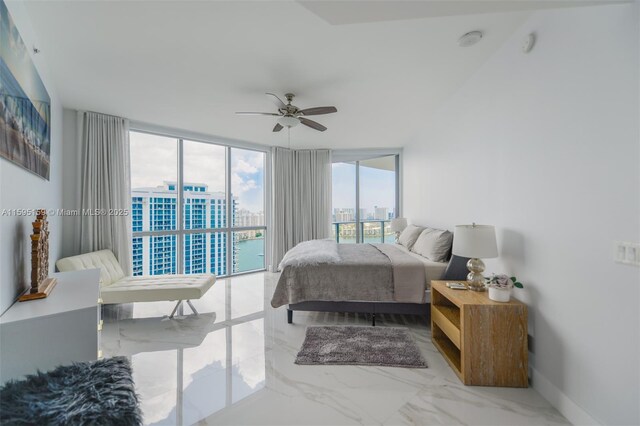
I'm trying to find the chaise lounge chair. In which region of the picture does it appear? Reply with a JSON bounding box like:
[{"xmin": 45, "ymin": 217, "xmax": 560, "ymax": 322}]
[{"xmin": 56, "ymin": 249, "xmax": 216, "ymax": 318}]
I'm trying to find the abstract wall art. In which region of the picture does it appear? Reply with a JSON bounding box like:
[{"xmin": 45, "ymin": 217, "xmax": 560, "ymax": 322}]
[{"xmin": 0, "ymin": 0, "xmax": 51, "ymax": 180}]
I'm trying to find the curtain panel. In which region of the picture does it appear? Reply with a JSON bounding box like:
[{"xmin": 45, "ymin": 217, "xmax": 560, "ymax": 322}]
[
  {"xmin": 78, "ymin": 111, "xmax": 132, "ymax": 275},
  {"xmin": 271, "ymin": 147, "xmax": 331, "ymax": 270}
]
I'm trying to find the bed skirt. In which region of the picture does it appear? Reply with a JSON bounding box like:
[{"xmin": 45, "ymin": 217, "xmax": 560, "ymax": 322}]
[{"xmin": 286, "ymin": 298, "xmax": 430, "ymax": 326}]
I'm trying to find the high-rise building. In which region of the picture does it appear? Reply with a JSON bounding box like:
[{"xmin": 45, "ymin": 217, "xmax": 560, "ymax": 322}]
[
  {"xmin": 333, "ymin": 208, "xmax": 355, "ymax": 222},
  {"xmin": 132, "ymin": 182, "xmax": 237, "ymax": 277},
  {"xmin": 234, "ymin": 209, "xmax": 265, "ymax": 239},
  {"xmin": 374, "ymin": 206, "xmax": 388, "ymax": 220}
]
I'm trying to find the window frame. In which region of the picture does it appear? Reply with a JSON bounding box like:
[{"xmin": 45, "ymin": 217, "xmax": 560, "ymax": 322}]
[
  {"xmin": 331, "ymin": 149, "xmax": 402, "ymax": 244},
  {"xmin": 129, "ymin": 124, "xmax": 270, "ymax": 277}
]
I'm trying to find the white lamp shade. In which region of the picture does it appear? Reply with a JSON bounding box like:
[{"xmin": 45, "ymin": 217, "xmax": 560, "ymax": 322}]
[
  {"xmin": 452, "ymin": 224, "xmax": 498, "ymax": 258},
  {"xmin": 277, "ymin": 116, "xmax": 299, "ymax": 128},
  {"xmin": 390, "ymin": 218, "xmax": 408, "ymax": 233}
]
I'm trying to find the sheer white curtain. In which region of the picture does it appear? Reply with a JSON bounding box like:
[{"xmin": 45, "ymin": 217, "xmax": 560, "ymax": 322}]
[
  {"xmin": 78, "ymin": 111, "xmax": 132, "ymax": 274},
  {"xmin": 271, "ymin": 147, "xmax": 331, "ymax": 270}
]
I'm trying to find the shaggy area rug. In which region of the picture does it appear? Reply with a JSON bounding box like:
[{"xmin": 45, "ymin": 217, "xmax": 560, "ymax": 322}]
[
  {"xmin": 0, "ymin": 356, "xmax": 142, "ymax": 425},
  {"xmin": 295, "ymin": 326, "xmax": 428, "ymax": 368}
]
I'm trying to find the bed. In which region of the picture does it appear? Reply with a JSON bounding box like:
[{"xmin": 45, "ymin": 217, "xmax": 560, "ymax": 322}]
[{"xmin": 271, "ymin": 228, "xmax": 456, "ymax": 325}]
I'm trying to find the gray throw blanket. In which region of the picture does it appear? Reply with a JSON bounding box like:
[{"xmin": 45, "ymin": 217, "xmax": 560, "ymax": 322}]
[{"xmin": 271, "ymin": 243, "xmax": 427, "ymax": 308}]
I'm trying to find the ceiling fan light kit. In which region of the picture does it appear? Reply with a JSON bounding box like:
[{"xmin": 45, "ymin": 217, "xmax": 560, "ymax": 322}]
[
  {"xmin": 277, "ymin": 116, "xmax": 300, "ymax": 128},
  {"xmin": 236, "ymin": 93, "xmax": 337, "ymax": 132}
]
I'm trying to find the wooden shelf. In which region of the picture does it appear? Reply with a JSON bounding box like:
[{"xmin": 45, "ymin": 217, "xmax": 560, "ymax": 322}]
[
  {"xmin": 434, "ymin": 304, "xmax": 460, "ymax": 326},
  {"xmin": 432, "ymin": 334, "xmax": 461, "ymax": 377},
  {"xmin": 430, "ymin": 280, "xmax": 528, "ymax": 388},
  {"xmin": 431, "ymin": 305, "xmax": 461, "ymax": 348}
]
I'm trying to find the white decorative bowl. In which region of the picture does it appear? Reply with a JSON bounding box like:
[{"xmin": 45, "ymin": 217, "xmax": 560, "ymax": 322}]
[{"xmin": 488, "ymin": 287, "xmax": 511, "ymax": 302}]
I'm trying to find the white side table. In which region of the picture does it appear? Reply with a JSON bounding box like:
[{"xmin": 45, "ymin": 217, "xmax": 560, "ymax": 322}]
[{"xmin": 0, "ymin": 269, "xmax": 101, "ymax": 383}]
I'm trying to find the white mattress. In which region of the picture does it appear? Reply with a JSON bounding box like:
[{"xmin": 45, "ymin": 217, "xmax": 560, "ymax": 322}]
[{"xmin": 390, "ymin": 243, "xmax": 448, "ymax": 292}]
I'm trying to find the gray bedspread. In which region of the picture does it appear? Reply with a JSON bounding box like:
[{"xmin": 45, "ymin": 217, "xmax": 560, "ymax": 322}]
[{"xmin": 270, "ymin": 243, "xmax": 427, "ymax": 308}]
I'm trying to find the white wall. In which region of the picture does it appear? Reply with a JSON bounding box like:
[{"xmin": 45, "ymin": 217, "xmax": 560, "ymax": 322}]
[
  {"xmin": 403, "ymin": 3, "xmax": 639, "ymax": 425},
  {"xmin": 0, "ymin": 2, "xmax": 64, "ymax": 315}
]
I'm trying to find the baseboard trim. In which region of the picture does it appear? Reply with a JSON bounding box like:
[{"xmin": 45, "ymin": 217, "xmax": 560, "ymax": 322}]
[{"xmin": 531, "ymin": 367, "xmax": 600, "ymax": 425}]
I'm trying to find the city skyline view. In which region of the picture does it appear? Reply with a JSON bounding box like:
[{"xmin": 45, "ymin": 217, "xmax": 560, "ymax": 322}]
[
  {"xmin": 130, "ymin": 131, "xmax": 266, "ymax": 277},
  {"xmin": 330, "ymin": 158, "xmax": 397, "ymax": 244},
  {"xmin": 331, "ymin": 161, "xmax": 396, "ymax": 222},
  {"xmin": 129, "ymin": 132, "xmax": 398, "ymax": 276},
  {"xmin": 130, "ymin": 131, "xmax": 265, "ymax": 214}
]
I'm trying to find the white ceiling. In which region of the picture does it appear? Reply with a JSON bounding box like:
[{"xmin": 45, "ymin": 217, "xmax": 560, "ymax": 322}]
[
  {"xmin": 299, "ymin": 0, "xmax": 622, "ymax": 25},
  {"xmin": 21, "ymin": 1, "xmax": 609, "ymax": 149}
]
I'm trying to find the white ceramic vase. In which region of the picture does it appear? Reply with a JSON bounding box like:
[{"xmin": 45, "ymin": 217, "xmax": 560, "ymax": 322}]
[{"xmin": 488, "ymin": 287, "xmax": 511, "ymax": 302}]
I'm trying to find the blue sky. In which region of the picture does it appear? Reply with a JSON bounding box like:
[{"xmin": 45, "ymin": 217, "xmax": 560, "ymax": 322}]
[
  {"xmin": 230, "ymin": 148, "xmax": 265, "ymax": 213},
  {"xmin": 130, "ymin": 132, "xmax": 265, "ymax": 213},
  {"xmin": 130, "ymin": 131, "xmax": 394, "ymax": 215},
  {"xmin": 332, "ymin": 163, "xmax": 395, "ymax": 213}
]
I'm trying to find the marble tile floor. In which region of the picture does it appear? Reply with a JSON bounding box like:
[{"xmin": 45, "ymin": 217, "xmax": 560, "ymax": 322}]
[{"xmin": 101, "ymin": 272, "xmax": 569, "ymax": 426}]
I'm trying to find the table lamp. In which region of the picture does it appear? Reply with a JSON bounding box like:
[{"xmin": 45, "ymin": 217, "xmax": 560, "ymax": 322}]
[
  {"xmin": 452, "ymin": 223, "xmax": 498, "ymax": 291},
  {"xmin": 390, "ymin": 218, "xmax": 408, "ymax": 241}
]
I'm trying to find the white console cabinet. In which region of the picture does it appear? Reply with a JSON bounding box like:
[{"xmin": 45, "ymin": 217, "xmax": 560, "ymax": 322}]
[{"xmin": 0, "ymin": 269, "xmax": 101, "ymax": 383}]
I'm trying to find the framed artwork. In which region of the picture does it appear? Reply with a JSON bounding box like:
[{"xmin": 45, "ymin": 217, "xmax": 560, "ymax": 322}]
[{"xmin": 0, "ymin": 0, "xmax": 51, "ymax": 180}]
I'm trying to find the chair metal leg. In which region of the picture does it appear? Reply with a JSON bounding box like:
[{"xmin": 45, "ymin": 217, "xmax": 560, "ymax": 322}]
[
  {"xmin": 169, "ymin": 300, "xmax": 182, "ymax": 319},
  {"xmin": 186, "ymin": 300, "xmax": 198, "ymax": 315}
]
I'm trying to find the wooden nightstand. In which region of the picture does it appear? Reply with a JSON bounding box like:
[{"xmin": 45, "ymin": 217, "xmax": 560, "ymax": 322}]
[{"xmin": 430, "ymin": 280, "xmax": 528, "ymax": 387}]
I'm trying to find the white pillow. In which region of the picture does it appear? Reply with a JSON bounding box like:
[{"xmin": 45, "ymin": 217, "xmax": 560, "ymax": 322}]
[
  {"xmin": 411, "ymin": 228, "xmax": 453, "ymax": 262},
  {"xmin": 397, "ymin": 225, "xmax": 424, "ymax": 251}
]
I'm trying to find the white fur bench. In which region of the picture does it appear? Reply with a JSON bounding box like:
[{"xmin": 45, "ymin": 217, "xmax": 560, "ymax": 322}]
[{"xmin": 56, "ymin": 249, "xmax": 216, "ymax": 318}]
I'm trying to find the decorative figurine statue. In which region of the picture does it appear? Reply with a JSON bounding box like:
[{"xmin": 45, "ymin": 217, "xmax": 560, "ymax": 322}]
[{"xmin": 19, "ymin": 209, "xmax": 57, "ymax": 301}]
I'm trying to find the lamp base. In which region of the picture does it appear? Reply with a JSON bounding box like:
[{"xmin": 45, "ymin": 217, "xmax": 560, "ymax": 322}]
[{"xmin": 466, "ymin": 258, "xmax": 486, "ymax": 291}]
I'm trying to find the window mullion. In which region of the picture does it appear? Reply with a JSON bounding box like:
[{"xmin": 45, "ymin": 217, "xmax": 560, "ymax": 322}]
[
  {"xmin": 226, "ymin": 146, "xmax": 232, "ymax": 276},
  {"xmin": 355, "ymin": 160, "xmax": 360, "ymax": 244},
  {"xmin": 177, "ymin": 138, "xmax": 184, "ymax": 274}
]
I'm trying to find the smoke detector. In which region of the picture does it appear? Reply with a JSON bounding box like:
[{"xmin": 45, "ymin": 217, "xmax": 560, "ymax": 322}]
[
  {"xmin": 522, "ymin": 33, "xmax": 536, "ymax": 53},
  {"xmin": 458, "ymin": 31, "xmax": 483, "ymax": 47}
]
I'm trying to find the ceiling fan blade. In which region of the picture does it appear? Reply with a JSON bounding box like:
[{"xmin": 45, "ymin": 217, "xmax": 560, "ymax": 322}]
[
  {"xmin": 236, "ymin": 112, "xmax": 280, "ymax": 116},
  {"xmin": 300, "ymin": 118, "xmax": 327, "ymax": 132},
  {"xmin": 266, "ymin": 93, "xmax": 287, "ymax": 109},
  {"xmin": 298, "ymin": 106, "xmax": 337, "ymax": 116},
  {"xmin": 273, "ymin": 123, "xmax": 284, "ymax": 132}
]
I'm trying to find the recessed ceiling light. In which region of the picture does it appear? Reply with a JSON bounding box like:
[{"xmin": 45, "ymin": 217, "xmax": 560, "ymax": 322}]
[
  {"xmin": 522, "ymin": 33, "xmax": 536, "ymax": 53},
  {"xmin": 458, "ymin": 31, "xmax": 483, "ymax": 47}
]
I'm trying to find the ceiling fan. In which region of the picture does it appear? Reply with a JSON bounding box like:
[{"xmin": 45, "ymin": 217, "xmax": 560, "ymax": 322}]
[{"xmin": 236, "ymin": 93, "xmax": 337, "ymax": 132}]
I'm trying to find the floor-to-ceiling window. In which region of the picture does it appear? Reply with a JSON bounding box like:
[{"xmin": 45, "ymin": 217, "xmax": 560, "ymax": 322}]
[
  {"xmin": 130, "ymin": 131, "xmax": 267, "ymax": 277},
  {"xmin": 331, "ymin": 153, "xmax": 399, "ymax": 243},
  {"xmin": 130, "ymin": 132, "xmax": 179, "ymax": 275},
  {"xmin": 230, "ymin": 148, "xmax": 266, "ymax": 274}
]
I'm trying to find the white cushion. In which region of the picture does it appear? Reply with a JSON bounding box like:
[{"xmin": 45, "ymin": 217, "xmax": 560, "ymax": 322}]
[
  {"xmin": 411, "ymin": 228, "xmax": 453, "ymax": 262},
  {"xmin": 56, "ymin": 249, "xmax": 125, "ymax": 287},
  {"xmin": 101, "ymin": 274, "xmax": 215, "ymax": 304},
  {"xmin": 397, "ymin": 225, "xmax": 424, "ymax": 250}
]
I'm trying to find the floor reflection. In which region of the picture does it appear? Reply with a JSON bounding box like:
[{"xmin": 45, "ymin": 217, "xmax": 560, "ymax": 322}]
[
  {"xmin": 103, "ymin": 272, "xmax": 568, "ymax": 426},
  {"xmin": 102, "ymin": 274, "xmax": 266, "ymax": 426}
]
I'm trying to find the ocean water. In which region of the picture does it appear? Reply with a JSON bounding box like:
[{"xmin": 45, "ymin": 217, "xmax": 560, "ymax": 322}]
[{"xmin": 236, "ymin": 238, "xmax": 265, "ymax": 272}]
